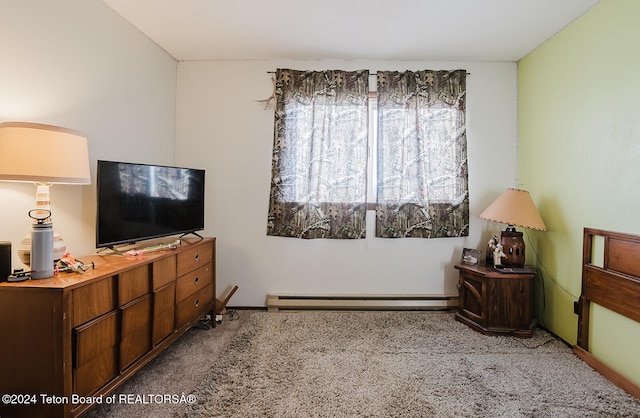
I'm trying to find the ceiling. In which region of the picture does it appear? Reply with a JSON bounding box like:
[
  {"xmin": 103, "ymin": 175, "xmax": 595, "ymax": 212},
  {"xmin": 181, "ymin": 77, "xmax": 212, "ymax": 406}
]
[{"xmin": 101, "ymin": 0, "xmax": 600, "ymax": 62}]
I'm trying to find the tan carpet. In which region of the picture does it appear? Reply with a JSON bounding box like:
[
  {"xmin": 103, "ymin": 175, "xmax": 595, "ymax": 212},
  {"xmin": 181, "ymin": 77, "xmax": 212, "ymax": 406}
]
[
  {"xmin": 181, "ymin": 311, "xmax": 640, "ymax": 418},
  {"xmin": 84, "ymin": 312, "xmax": 244, "ymax": 418},
  {"xmin": 86, "ymin": 311, "xmax": 640, "ymax": 417}
]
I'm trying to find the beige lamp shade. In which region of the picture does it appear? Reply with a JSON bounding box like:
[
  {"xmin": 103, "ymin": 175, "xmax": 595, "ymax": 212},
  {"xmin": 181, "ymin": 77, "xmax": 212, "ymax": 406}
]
[
  {"xmin": 478, "ymin": 188, "xmax": 547, "ymax": 231},
  {"xmin": 0, "ymin": 122, "xmax": 91, "ymax": 184}
]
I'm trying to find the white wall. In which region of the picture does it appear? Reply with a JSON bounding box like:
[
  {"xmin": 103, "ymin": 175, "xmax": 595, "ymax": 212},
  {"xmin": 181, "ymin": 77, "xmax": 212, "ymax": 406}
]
[
  {"xmin": 176, "ymin": 60, "xmax": 518, "ymax": 306},
  {"xmin": 0, "ymin": 0, "xmax": 177, "ymax": 267},
  {"xmin": 1, "ymin": 2, "xmax": 518, "ymax": 306}
]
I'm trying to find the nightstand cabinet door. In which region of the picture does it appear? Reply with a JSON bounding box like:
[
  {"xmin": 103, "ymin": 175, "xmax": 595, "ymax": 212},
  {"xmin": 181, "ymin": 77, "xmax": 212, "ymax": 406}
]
[
  {"xmin": 458, "ymin": 271, "xmax": 486, "ymax": 326},
  {"xmin": 486, "ymin": 275, "xmax": 534, "ymax": 331}
]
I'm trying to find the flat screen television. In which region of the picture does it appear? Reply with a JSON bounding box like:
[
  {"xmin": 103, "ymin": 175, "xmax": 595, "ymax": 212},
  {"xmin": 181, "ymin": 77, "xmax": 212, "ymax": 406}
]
[{"xmin": 96, "ymin": 160, "xmax": 205, "ymax": 249}]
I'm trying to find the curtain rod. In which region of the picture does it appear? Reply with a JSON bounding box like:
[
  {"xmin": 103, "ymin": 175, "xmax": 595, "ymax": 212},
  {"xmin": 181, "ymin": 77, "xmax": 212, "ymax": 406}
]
[{"xmin": 267, "ymin": 71, "xmax": 471, "ymax": 75}]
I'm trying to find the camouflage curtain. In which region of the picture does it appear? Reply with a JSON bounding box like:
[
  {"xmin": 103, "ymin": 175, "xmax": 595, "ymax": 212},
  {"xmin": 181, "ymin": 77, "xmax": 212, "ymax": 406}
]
[
  {"xmin": 376, "ymin": 70, "xmax": 469, "ymax": 238},
  {"xmin": 267, "ymin": 69, "xmax": 370, "ymax": 239}
]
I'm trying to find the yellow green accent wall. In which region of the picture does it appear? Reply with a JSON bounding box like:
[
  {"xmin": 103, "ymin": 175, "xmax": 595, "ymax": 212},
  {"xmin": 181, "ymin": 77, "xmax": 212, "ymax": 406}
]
[{"xmin": 519, "ymin": 0, "xmax": 640, "ymax": 385}]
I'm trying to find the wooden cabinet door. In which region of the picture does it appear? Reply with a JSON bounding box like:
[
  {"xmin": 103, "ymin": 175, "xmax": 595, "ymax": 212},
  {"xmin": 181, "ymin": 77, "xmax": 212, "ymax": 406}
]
[
  {"xmin": 486, "ymin": 276, "xmax": 533, "ymax": 330},
  {"xmin": 459, "ymin": 272, "xmax": 485, "ymax": 325}
]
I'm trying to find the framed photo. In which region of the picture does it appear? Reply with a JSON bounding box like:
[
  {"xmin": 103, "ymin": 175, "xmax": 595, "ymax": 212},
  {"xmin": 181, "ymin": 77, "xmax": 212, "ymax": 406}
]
[{"xmin": 461, "ymin": 248, "xmax": 481, "ymax": 265}]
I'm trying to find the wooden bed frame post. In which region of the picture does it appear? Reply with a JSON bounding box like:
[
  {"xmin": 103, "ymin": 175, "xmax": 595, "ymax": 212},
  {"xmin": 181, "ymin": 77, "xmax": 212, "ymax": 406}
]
[
  {"xmin": 573, "ymin": 227, "xmax": 640, "ymax": 399},
  {"xmin": 576, "ymin": 228, "xmax": 593, "ymax": 350}
]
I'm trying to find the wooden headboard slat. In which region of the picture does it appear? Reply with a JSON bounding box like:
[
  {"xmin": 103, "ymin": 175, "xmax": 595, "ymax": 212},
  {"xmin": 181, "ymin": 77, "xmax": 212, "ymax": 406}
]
[
  {"xmin": 584, "ymin": 265, "xmax": 640, "ymax": 323},
  {"xmin": 607, "ymin": 237, "xmax": 640, "ymax": 278}
]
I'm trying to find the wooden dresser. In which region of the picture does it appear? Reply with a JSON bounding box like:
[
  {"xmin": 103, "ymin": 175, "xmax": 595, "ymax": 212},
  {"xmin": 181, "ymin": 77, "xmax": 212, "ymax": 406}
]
[
  {"xmin": 0, "ymin": 237, "xmax": 215, "ymax": 418},
  {"xmin": 455, "ymin": 262, "xmax": 536, "ymax": 338}
]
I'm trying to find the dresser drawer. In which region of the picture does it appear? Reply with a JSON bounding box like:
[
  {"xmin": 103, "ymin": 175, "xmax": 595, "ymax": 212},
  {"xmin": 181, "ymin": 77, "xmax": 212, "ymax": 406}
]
[
  {"xmin": 153, "ymin": 282, "xmax": 175, "ymax": 345},
  {"xmin": 175, "ymin": 263, "xmax": 213, "ymax": 303},
  {"xmin": 176, "ymin": 283, "xmax": 213, "ymax": 328},
  {"xmin": 119, "ymin": 265, "xmax": 151, "ymax": 305},
  {"xmin": 153, "ymin": 308, "xmax": 175, "ymax": 345},
  {"xmin": 153, "ymin": 255, "xmax": 176, "ymax": 290},
  {"xmin": 73, "ymin": 276, "xmax": 116, "ymax": 327},
  {"xmin": 154, "ymin": 282, "xmax": 176, "ymax": 314},
  {"xmin": 74, "ymin": 346, "xmax": 118, "ymax": 397},
  {"xmin": 120, "ymin": 294, "xmax": 152, "ymax": 370},
  {"xmin": 74, "ymin": 311, "xmax": 118, "ymax": 368},
  {"xmin": 73, "ymin": 311, "xmax": 118, "ymax": 396},
  {"xmin": 177, "ymin": 241, "xmax": 213, "ymax": 277}
]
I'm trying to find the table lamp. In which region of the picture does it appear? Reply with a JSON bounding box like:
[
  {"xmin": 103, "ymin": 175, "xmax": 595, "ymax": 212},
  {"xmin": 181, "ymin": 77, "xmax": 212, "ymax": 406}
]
[
  {"xmin": 478, "ymin": 188, "xmax": 546, "ymax": 267},
  {"xmin": 0, "ymin": 122, "xmax": 91, "ymax": 278}
]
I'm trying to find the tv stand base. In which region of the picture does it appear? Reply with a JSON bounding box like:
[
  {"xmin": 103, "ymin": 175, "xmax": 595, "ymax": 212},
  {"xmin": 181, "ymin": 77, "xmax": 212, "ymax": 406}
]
[{"xmin": 180, "ymin": 231, "xmax": 204, "ymax": 240}]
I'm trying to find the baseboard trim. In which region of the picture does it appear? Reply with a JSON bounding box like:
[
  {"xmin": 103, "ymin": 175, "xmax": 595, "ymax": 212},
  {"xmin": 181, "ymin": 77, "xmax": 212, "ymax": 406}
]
[
  {"xmin": 266, "ymin": 293, "xmax": 459, "ymax": 313},
  {"xmin": 573, "ymin": 345, "xmax": 640, "ymax": 399}
]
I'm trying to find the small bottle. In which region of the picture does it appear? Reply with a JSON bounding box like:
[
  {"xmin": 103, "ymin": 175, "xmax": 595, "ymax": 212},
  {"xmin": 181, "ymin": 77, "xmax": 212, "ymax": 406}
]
[{"xmin": 30, "ymin": 209, "xmax": 54, "ymax": 280}]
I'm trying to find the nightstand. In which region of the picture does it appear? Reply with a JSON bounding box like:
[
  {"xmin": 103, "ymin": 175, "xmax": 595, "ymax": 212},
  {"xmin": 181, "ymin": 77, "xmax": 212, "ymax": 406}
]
[{"xmin": 455, "ymin": 263, "xmax": 536, "ymax": 338}]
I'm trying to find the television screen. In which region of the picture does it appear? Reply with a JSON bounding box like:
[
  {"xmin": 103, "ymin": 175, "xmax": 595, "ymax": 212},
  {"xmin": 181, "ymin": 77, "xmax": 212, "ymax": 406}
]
[{"xmin": 96, "ymin": 160, "xmax": 205, "ymax": 248}]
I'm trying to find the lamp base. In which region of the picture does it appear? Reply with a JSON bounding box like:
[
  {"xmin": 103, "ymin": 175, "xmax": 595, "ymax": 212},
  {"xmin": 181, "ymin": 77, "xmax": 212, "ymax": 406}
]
[
  {"xmin": 500, "ymin": 230, "xmax": 525, "ymax": 267},
  {"xmin": 17, "ymin": 232, "xmax": 66, "ymax": 264}
]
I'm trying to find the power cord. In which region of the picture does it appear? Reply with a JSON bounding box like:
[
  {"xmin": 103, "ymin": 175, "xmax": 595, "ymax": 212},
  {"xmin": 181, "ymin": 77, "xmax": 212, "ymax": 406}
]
[
  {"xmin": 525, "ymin": 229, "xmax": 578, "ymax": 328},
  {"xmin": 223, "ymin": 309, "xmax": 240, "ymax": 321},
  {"xmin": 511, "ymin": 335, "xmax": 558, "ymax": 349}
]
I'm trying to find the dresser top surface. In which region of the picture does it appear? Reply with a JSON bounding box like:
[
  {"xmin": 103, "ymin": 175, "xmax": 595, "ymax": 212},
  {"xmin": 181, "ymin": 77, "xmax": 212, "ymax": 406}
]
[{"xmin": 0, "ymin": 237, "xmax": 214, "ymax": 290}]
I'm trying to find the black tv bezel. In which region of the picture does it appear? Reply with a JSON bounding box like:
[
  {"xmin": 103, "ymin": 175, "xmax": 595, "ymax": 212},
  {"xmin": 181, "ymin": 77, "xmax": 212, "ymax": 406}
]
[{"xmin": 95, "ymin": 160, "xmax": 205, "ymax": 249}]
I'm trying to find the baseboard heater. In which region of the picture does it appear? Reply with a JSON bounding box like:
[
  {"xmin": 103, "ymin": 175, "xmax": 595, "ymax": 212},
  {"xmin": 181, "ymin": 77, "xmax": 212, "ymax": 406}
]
[{"xmin": 266, "ymin": 293, "xmax": 459, "ymax": 313}]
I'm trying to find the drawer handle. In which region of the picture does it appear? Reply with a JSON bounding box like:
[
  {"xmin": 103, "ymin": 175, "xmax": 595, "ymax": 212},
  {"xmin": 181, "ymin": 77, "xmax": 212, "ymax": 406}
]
[
  {"xmin": 194, "ymin": 299, "xmax": 199, "ymax": 308},
  {"xmin": 194, "ymin": 276, "xmax": 199, "ymax": 285},
  {"xmin": 194, "ymin": 254, "xmax": 199, "ymax": 262}
]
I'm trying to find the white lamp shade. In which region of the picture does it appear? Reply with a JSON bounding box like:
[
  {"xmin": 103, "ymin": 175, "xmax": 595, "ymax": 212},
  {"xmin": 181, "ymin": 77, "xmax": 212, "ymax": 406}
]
[
  {"xmin": 479, "ymin": 188, "xmax": 547, "ymax": 231},
  {"xmin": 0, "ymin": 122, "xmax": 91, "ymax": 184}
]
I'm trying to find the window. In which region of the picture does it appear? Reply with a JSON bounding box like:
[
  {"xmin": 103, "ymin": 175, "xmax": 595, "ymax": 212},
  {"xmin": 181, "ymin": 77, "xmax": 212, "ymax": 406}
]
[
  {"xmin": 266, "ymin": 69, "xmax": 369, "ymax": 239},
  {"xmin": 376, "ymin": 70, "xmax": 469, "ymax": 238},
  {"xmin": 267, "ymin": 69, "xmax": 468, "ymax": 239}
]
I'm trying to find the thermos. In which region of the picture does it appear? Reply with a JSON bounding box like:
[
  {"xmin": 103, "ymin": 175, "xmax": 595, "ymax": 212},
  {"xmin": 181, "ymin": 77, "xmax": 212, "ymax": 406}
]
[{"xmin": 30, "ymin": 209, "xmax": 53, "ymax": 280}]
